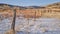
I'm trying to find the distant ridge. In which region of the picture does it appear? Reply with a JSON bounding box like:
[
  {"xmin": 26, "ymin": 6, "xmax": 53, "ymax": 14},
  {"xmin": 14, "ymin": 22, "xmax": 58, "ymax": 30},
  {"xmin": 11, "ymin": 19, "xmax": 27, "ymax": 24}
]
[{"xmin": 0, "ymin": 2, "xmax": 60, "ymax": 9}]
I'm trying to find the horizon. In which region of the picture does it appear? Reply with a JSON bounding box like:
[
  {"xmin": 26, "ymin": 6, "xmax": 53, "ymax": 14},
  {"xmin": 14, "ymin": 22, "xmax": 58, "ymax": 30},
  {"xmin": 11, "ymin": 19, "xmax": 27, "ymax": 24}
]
[{"xmin": 0, "ymin": 0, "xmax": 60, "ymax": 6}]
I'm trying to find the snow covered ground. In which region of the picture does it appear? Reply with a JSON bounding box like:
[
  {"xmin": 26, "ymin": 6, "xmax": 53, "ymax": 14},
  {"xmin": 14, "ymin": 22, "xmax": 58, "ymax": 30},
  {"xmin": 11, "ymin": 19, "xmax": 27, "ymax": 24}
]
[{"xmin": 0, "ymin": 17, "xmax": 60, "ymax": 34}]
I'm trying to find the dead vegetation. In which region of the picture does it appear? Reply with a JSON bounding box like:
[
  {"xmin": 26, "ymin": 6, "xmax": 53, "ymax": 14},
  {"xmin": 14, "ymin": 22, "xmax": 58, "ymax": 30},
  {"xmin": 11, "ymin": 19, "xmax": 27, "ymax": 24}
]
[{"xmin": 5, "ymin": 29, "xmax": 16, "ymax": 34}]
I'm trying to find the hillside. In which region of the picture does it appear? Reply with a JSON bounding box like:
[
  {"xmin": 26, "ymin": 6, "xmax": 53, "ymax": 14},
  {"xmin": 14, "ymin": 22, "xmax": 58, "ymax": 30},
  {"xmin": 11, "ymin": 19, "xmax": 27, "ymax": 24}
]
[
  {"xmin": 46, "ymin": 2, "xmax": 60, "ymax": 8},
  {"xmin": 0, "ymin": 2, "xmax": 60, "ymax": 18}
]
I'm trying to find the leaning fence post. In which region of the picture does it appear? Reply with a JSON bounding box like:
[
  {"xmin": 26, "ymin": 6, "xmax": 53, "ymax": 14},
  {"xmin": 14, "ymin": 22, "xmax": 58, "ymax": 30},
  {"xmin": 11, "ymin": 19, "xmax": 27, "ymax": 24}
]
[
  {"xmin": 11, "ymin": 9, "xmax": 16, "ymax": 34},
  {"xmin": 5, "ymin": 9, "xmax": 16, "ymax": 34}
]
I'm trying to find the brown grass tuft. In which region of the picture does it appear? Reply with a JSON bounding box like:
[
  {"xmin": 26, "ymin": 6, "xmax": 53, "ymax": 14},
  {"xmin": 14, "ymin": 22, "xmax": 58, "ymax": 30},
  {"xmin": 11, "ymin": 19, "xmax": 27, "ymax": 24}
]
[{"xmin": 5, "ymin": 29, "xmax": 16, "ymax": 34}]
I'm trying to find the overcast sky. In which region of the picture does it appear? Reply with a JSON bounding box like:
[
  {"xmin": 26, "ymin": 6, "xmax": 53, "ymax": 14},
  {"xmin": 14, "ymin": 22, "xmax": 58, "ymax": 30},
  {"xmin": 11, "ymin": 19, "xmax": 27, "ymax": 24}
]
[{"xmin": 0, "ymin": 0, "xmax": 60, "ymax": 6}]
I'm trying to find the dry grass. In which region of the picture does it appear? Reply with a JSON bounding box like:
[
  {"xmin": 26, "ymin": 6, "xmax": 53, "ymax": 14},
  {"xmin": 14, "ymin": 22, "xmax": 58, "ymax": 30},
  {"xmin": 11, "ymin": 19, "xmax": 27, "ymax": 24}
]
[{"xmin": 5, "ymin": 29, "xmax": 16, "ymax": 34}]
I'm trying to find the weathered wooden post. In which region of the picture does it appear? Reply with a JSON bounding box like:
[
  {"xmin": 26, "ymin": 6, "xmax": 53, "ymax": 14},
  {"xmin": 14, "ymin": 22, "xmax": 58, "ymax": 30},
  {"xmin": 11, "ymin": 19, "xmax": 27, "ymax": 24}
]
[
  {"xmin": 5, "ymin": 9, "xmax": 16, "ymax": 34},
  {"xmin": 34, "ymin": 10, "xmax": 36, "ymax": 21},
  {"xmin": 11, "ymin": 9, "xmax": 16, "ymax": 34}
]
